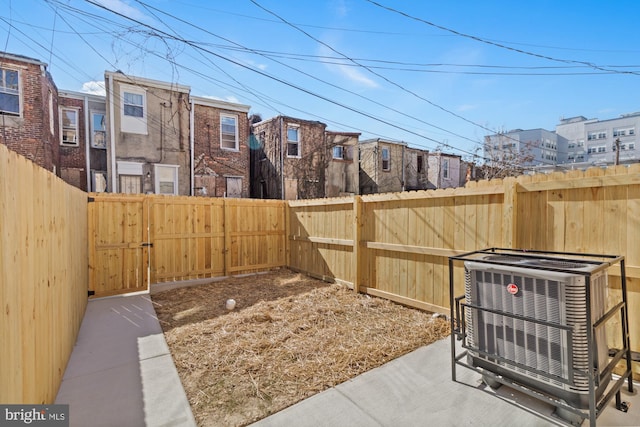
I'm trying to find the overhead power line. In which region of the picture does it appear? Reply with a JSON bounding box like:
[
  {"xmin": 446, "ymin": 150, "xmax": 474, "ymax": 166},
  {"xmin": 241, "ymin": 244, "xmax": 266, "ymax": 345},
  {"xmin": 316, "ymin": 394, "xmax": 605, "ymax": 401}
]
[{"xmin": 365, "ymin": 0, "xmax": 640, "ymax": 77}]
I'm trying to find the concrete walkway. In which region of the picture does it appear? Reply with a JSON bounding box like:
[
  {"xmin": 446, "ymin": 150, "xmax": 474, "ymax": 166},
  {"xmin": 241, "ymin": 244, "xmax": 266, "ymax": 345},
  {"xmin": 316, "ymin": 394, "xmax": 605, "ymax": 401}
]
[
  {"xmin": 55, "ymin": 293, "xmax": 196, "ymax": 427},
  {"xmin": 252, "ymin": 338, "xmax": 639, "ymax": 427}
]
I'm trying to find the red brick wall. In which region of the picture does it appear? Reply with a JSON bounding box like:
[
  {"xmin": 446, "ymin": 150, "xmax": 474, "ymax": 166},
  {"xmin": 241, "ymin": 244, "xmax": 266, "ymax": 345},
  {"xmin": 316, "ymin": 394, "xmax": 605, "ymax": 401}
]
[
  {"xmin": 251, "ymin": 116, "xmax": 327, "ymax": 199},
  {"xmin": 193, "ymin": 104, "xmax": 250, "ymax": 197},
  {"xmin": 0, "ymin": 58, "xmax": 59, "ymax": 173},
  {"xmin": 59, "ymin": 96, "xmax": 87, "ymax": 190}
]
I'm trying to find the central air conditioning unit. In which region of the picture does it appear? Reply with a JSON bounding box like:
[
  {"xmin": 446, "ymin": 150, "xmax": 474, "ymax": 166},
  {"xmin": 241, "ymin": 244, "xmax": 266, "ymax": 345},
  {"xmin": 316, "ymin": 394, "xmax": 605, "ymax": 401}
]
[
  {"xmin": 449, "ymin": 249, "xmax": 633, "ymax": 427},
  {"xmin": 463, "ymin": 256, "xmax": 609, "ymax": 407}
]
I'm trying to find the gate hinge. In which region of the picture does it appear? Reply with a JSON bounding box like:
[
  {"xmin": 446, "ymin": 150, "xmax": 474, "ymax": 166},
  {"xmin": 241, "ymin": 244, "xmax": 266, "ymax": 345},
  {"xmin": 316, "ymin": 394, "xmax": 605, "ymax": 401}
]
[
  {"xmin": 88, "ymin": 196, "xmax": 95, "ymax": 203},
  {"xmin": 141, "ymin": 242, "xmax": 153, "ymax": 248},
  {"xmin": 88, "ymin": 290, "xmax": 95, "ymax": 297}
]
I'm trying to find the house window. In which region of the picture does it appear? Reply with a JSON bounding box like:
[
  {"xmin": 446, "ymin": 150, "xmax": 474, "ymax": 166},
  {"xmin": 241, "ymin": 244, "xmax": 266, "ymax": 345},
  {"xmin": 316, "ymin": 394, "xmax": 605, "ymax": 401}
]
[
  {"xmin": 381, "ymin": 147, "xmax": 390, "ymax": 171},
  {"xmin": 60, "ymin": 108, "xmax": 79, "ymax": 146},
  {"xmin": 226, "ymin": 177, "xmax": 243, "ymax": 198},
  {"xmin": 120, "ymin": 86, "xmax": 147, "ymax": 134},
  {"xmin": 333, "ymin": 145, "xmax": 344, "ymax": 159},
  {"xmin": 220, "ymin": 114, "xmax": 239, "ymax": 150},
  {"xmin": 91, "ymin": 112, "xmax": 106, "ymax": 149},
  {"xmin": 91, "ymin": 170, "xmax": 107, "ymax": 192},
  {"xmin": 442, "ymin": 158, "xmax": 449, "ymax": 179},
  {"xmin": 123, "ymin": 92, "xmax": 143, "ymax": 117},
  {"xmin": 0, "ymin": 68, "xmax": 19, "ymax": 116},
  {"xmin": 155, "ymin": 164, "xmax": 179, "ymax": 195},
  {"xmin": 417, "ymin": 155, "xmax": 424, "ymax": 173},
  {"xmin": 117, "ymin": 161, "xmax": 143, "ymax": 193},
  {"xmin": 287, "ymin": 125, "xmax": 300, "ymax": 157},
  {"xmin": 120, "ymin": 175, "xmax": 142, "ymax": 194}
]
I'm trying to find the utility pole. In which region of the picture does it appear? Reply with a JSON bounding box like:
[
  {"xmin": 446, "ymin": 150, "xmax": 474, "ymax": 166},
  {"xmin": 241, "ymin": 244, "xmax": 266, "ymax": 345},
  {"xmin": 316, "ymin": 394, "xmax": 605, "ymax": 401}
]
[{"xmin": 615, "ymin": 138, "xmax": 621, "ymax": 165}]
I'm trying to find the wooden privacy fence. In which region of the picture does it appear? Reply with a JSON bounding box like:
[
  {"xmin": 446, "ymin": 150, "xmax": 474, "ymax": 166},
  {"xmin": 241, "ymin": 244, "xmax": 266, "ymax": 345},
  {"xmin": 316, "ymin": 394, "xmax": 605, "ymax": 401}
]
[
  {"xmin": 88, "ymin": 194, "xmax": 286, "ymax": 297},
  {"xmin": 0, "ymin": 144, "xmax": 88, "ymax": 404},
  {"xmin": 288, "ymin": 164, "xmax": 640, "ymax": 370}
]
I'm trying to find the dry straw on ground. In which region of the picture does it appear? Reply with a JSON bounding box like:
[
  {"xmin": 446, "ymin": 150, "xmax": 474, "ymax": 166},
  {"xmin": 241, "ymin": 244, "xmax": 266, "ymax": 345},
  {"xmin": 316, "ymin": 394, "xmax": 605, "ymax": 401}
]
[{"xmin": 152, "ymin": 269, "xmax": 450, "ymax": 427}]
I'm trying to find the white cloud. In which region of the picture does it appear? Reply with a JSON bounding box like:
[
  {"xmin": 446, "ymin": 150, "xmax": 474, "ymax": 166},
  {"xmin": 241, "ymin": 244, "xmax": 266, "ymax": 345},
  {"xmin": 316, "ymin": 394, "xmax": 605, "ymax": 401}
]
[
  {"xmin": 334, "ymin": 64, "xmax": 378, "ymax": 88},
  {"xmin": 81, "ymin": 81, "xmax": 106, "ymax": 96},
  {"xmin": 332, "ymin": 0, "xmax": 349, "ymax": 18},
  {"xmin": 457, "ymin": 104, "xmax": 477, "ymax": 112},
  {"xmin": 318, "ymin": 45, "xmax": 378, "ymax": 88},
  {"xmin": 245, "ymin": 59, "xmax": 267, "ymax": 71},
  {"xmin": 93, "ymin": 0, "xmax": 148, "ymax": 22}
]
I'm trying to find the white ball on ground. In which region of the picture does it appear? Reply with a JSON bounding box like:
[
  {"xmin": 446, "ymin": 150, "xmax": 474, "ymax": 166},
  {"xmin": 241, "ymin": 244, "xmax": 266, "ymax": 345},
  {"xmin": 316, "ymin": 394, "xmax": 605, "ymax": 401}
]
[{"xmin": 226, "ymin": 299, "xmax": 236, "ymax": 310}]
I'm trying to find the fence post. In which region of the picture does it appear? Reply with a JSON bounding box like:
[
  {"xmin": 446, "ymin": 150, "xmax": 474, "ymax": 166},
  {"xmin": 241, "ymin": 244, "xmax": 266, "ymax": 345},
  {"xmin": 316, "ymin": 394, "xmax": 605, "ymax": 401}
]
[
  {"xmin": 143, "ymin": 195, "xmax": 152, "ymax": 288},
  {"xmin": 285, "ymin": 200, "xmax": 291, "ymax": 269},
  {"xmin": 353, "ymin": 196, "xmax": 363, "ymax": 292},
  {"xmin": 503, "ymin": 177, "xmax": 518, "ymax": 249},
  {"xmin": 224, "ymin": 199, "xmax": 231, "ymax": 276}
]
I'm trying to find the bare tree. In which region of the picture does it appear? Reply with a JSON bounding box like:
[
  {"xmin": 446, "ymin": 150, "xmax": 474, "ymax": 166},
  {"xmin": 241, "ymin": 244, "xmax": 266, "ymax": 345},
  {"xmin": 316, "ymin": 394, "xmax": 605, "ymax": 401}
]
[{"xmin": 480, "ymin": 134, "xmax": 535, "ymax": 179}]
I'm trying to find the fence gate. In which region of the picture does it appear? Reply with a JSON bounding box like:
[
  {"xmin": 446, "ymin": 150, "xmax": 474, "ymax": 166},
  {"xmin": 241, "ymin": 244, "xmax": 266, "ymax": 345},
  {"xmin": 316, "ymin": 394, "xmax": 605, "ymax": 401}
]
[{"xmin": 88, "ymin": 194, "xmax": 150, "ymax": 298}]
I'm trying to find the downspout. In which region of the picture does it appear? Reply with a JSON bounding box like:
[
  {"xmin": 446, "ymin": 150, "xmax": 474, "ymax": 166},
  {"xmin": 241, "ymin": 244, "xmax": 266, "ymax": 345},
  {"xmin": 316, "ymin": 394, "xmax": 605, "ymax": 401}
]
[
  {"xmin": 108, "ymin": 73, "xmax": 117, "ymax": 192},
  {"xmin": 84, "ymin": 94, "xmax": 91, "ymax": 191},
  {"xmin": 190, "ymin": 98, "xmax": 194, "ymax": 196},
  {"xmin": 280, "ymin": 116, "xmax": 284, "ymax": 200}
]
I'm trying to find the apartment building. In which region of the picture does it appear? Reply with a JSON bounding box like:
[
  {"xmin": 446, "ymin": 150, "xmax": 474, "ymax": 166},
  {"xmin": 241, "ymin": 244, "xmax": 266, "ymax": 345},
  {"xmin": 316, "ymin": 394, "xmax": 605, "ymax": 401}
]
[
  {"xmin": 484, "ymin": 128, "xmax": 560, "ymax": 167},
  {"xmin": 486, "ymin": 112, "xmax": 640, "ymax": 169}
]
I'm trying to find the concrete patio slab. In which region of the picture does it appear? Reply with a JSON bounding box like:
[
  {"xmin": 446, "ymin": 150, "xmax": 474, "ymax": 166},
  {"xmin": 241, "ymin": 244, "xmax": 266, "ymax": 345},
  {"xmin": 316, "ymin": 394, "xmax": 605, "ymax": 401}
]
[{"xmin": 252, "ymin": 338, "xmax": 639, "ymax": 427}]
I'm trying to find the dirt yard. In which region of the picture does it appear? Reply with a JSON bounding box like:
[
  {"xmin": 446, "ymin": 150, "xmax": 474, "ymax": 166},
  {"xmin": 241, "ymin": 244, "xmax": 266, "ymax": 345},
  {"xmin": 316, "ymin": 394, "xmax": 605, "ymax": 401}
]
[{"xmin": 151, "ymin": 269, "xmax": 450, "ymax": 426}]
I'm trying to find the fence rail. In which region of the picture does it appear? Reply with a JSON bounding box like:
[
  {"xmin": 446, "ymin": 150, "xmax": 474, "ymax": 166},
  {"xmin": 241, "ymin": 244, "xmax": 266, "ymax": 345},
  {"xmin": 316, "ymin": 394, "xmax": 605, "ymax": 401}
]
[
  {"xmin": 288, "ymin": 164, "xmax": 640, "ymax": 374},
  {"xmin": 88, "ymin": 194, "xmax": 286, "ymax": 296}
]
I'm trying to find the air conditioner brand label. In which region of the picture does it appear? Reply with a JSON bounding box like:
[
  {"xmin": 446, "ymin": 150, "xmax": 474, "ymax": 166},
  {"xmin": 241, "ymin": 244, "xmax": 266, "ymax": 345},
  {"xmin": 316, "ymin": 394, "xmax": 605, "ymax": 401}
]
[{"xmin": 507, "ymin": 283, "xmax": 519, "ymax": 295}]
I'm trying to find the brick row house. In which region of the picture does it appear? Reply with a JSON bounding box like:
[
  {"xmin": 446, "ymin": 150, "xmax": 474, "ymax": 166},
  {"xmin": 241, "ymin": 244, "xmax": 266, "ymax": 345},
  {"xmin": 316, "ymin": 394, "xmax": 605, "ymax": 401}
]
[
  {"xmin": 0, "ymin": 52, "xmax": 251, "ymax": 196},
  {"xmin": 0, "ymin": 53, "xmax": 60, "ymax": 174},
  {"xmin": 1, "ymin": 51, "xmax": 466, "ymax": 198},
  {"xmin": 359, "ymin": 138, "xmax": 430, "ymax": 194},
  {"xmin": 250, "ymin": 116, "xmax": 360, "ymax": 199},
  {"xmin": 192, "ymin": 96, "xmax": 251, "ymax": 198}
]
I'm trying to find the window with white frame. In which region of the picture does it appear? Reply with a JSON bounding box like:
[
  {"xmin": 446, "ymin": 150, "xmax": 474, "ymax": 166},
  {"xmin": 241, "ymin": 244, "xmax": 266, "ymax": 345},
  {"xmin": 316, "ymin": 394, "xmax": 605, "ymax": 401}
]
[
  {"xmin": 442, "ymin": 158, "xmax": 449, "ymax": 179},
  {"xmin": 120, "ymin": 85, "xmax": 147, "ymax": 134},
  {"xmin": 91, "ymin": 112, "xmax": 106, "ymax": 149},
  {"xmin": 0, "ymin": 67, "xmax": 20, "ymax": 116},
  {"xmin": 220, "ymin": 114, "xmax": 238, "ymax": 150},
  {"xmin": 124, "ymin": 92, "xmax": 143, "ymax": 117},
  {"xmin": 287, "ymin": 125, "xmax": 300, "ymax": 157},
  {"xmin": 60, "ymin": 108, "xmax": 79, "ymax": 146},
  {"xmin": 332, "ymin": 145, "xmax": 344, "ymax": 159},
  {"xmin": 154, "ymin": 164, "xmax": 179, "ymax": 195},
  {"xmin": 381, "ymin": 147, "xmax": 390, "ymax": 171},
  {"xmin": 614, "ymin": 127, "xmax": 635, "ymax": 137}
]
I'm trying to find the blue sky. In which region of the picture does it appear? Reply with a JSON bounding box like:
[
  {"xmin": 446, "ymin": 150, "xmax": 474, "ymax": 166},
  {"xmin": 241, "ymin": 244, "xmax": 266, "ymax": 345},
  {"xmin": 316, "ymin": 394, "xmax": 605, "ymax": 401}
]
[{"xmin": 2, "ymin": 0, "xmax": 639, "ymax": 159}]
